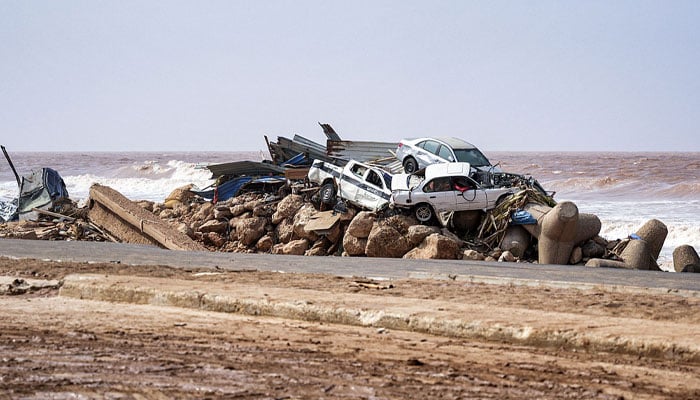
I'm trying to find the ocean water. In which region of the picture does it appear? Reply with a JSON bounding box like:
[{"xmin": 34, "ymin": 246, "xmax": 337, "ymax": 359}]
[{"xmin": 1, "ymin": 150, "xmax": 698, "ymax": 270}]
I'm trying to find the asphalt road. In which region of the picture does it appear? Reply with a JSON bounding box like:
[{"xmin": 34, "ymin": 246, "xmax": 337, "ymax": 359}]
[{"xmin": 1, "ymin": 238, "xmax": 699, "ymax": 295}]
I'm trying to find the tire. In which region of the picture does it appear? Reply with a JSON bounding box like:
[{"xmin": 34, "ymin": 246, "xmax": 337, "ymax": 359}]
[
  {"xmin": 403, "ymin": 157, "xmax": 418, "ymax": 173},
  {"xmin": 320, "ymin": 183, "xmax": 336, "ymax": 205},
  {"xmin": 414, "ymin": 203, "xmax": 434, "ymax": 223}
]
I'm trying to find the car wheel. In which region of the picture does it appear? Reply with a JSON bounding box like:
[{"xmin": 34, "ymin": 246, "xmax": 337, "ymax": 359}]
[
  {"xmin": 414, "ymin": 203, "xmax": 434, "ymax": 223},
  {"xmin": 320, "ymin": 183, "xmax": 336, "ymax": 205},
  {"xmin": 403, "ymin": 157, "xmax": 418, "ymax": 173}
]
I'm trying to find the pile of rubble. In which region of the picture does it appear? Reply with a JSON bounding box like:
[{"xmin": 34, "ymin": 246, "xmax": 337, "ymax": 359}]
[
  {"xmin": 4, "ymin": 179, "xmax": 698, "ymax": 274},
  {"xmin": 1, "ymin": 127, "xmax": 698, "ymax": 273}
]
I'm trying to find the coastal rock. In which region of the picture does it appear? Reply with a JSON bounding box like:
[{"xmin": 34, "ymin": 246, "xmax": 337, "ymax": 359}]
[
  {"xmin": 403, "ymin": 233, "xmax": 460, "ymax": 260},
  {"xmin": 499, "ymin": 250, "xmax": 516, "ymax": 263},
  {"xmin": 198, "ymin": 219, "xmax": 228, "ymax": 234},
  {"xmin": 365, "ymin": 223, "xmax": 410, "ymax": 258},
  {"xmin": 272, "ymin": 194, "xmax": 304, "ymax": 224},
  {"xmin": 292, "ymin": 205, "xmax": 320, "ymax": 242},
  {"xmin": 275, "ymin": 218, "xmax": 295, "ymax": 244},
  {"xmin": 306, "ymin": 238, "xmax": 330, "ymax": 256},
  {"xmin": 204, "ymin": 232, "xmax": 226, "ymax": 248},
  {"xmin": 213, "ymin": 206, "xmax": 232, "ymax": 220},
  {"xmin": 194, "ymin": 202, "xmax": 215, "ymax": 223},
  {"xmin": 463, "ymin": 249, "xmax": 485, "ymax": 261},
  {"xmin": 342, "ymin": 233, "xmax": 367, "ymax": 256},
  {"xmin": 231, "ymin": 204, "xmax": 247, "ymax": 217},
  {"xmin": 234, "ymin": 217, "xmax": 267, "ymax": 246},
  {"xmin": 256, "ymin": 235, "xmax": 274, "ymax": 252},
  {"xmin": 346, "ymin": 211, "xmax": 375, "ymax": 239},
  {"xmin": 272, "ymin": 238, "xmax": 309, "ymax": 255},
  {"xmin": 406, "ymin": 224, "xmax": 440, "ymax": 247},
  {"xmin": 177, "ymin": 223, "xmax": 194, "ymax": 238}
]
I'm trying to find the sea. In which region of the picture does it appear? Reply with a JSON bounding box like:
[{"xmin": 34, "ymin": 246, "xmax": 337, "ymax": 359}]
[{"xmin": 1, "ymin": 150, "xmax": 698, "ymax": 271}]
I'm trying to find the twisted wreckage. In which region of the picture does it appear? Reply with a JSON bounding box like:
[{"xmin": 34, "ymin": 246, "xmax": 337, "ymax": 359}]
[{"xmin": 1, "ymin": 125, "xmax": 698, "ymax": 272}]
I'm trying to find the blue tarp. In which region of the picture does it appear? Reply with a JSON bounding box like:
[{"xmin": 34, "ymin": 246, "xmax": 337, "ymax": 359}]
[
  {"xmin": 193, "ymin": 176, "xmax": 286, "ymax": 203},
  {"xmin": 511, "ymin": 209, "xmax": 537, "ymax": 225}
]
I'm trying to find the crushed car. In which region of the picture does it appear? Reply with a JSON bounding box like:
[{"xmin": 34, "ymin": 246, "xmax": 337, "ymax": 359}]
[
  {"xmin": 391, "ymin": 162, "xmax": 520, "ymax": 224},
  {"xmin": 307, "ymin": 159, "xmax": 393, "ymax": 211}
]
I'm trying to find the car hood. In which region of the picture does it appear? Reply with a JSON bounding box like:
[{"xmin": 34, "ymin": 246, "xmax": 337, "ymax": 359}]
[{"xmin": 391, "ymin": 173, "xmax": 423, "ymax": 191}]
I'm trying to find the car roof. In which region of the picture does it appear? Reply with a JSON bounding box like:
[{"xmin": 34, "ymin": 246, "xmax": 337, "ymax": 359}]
[
  {"xmin": 424, "ymin": 162, "xmax": 471, "ymax": 181},
  {"xmin": 404, "ymin": 137, "xmax": 477, "ymax": 149}
]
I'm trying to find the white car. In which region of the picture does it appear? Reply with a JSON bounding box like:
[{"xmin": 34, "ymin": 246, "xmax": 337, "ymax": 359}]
[
  {"xmin": 307, "ymin": 159, "xmax": 393, "ymax": 211},
  {"xmin": 395, "ymin": 137, "xmax": 496, "ymax": 174},
  {"xmin": 391, "ymin": 162, "xmax": 515, "ymax": 223}
]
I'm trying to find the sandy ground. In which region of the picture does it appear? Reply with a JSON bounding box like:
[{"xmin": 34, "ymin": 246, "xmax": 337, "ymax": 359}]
[{"xmin": 1, "ymin": 257, "xmax": 699, "ymax": 399}]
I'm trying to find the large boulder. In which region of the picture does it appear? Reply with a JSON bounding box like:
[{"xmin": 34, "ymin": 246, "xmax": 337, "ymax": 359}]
[
  {"xmin": 272, "ymin": 239, "xmax": 309, "ymax": 255},
  {"xmin": 234, "ymin": 217, "xmax": 267, "ymax": 246},
  {"xmin": 272, "ymin": 194, "xmax": 304, "ymax": 224},
  {"xmin": 406, "ymin": 224, "xmax": 440, "ymax": 247},
  {"xmin": 403, "ymin": 233, "xmax": 460, "ymax": 260},
  {"xmin": 193, "ymin": 202, "xmax": 215, "ymax": 223},
  {"xmin": 275, "ymin": 217, "xmax": 295, "ymax": 244},
  {"xmin": 197, "ymin": 219, "xmax": 228, "ymax": 235},
  {"xmin": 292, "ymin": 204, "xmax": 320, "ymax": 242},
  {"xmin": 256, "ymin": 235, "xmax": 274, "ymax": 252},
  {"xmin": 343, "ymin": 233, "xmax": 367, "ymax": 256},
  {"xmin": 365, "ymin": 223, "xmax": 411, "ymax": 258},
  {"xmin": 346, "ymin": 211, "xmax": 375, "ymax": 239}
]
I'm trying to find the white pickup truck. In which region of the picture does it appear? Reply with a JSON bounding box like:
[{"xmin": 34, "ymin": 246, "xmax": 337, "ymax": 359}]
[{"xmin": 307, "ymin": 159, "xmax": 393, "ymax": 211}]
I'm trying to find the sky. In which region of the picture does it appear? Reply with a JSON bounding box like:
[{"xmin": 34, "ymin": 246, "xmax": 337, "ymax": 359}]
[{"xmin": 1, "ymin": 0, "xmax": 699, "ymax": 152}]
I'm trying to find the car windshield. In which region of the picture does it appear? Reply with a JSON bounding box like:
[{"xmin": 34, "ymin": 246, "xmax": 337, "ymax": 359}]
[{"xmin": 453, "ymin": 148, "xmax": 491, "ymax": 167}]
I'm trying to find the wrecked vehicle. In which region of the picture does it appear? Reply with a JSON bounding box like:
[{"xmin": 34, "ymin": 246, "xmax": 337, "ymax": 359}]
[
  {"xmin": 396, "ymin": 137, "xmax": 497, "ymax": 174},
  {"xmin": 390, "ymin": 162, "xmax": 516, "ymax": 223},
  {"xmin": 307, "ymin": 159, "xmax": 393, "ymax": 211},
  {"xmin": 1, "ymin": 146, "xmax": 71, "ymax": 222}
]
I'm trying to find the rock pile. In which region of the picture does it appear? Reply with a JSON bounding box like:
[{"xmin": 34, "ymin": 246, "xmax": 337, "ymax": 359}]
[{"xmin": 1, "ymin": 182, "xmax": 698, "ymax": 274}]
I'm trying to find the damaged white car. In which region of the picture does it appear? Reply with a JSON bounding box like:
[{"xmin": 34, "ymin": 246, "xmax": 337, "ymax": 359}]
[
  {"xmin": 307, "ymin": 159, "xmax": 393, "ymax": 211},
  {"xmin": 390, "ymin": 162, "xmax": 517, "ymax": 223}
]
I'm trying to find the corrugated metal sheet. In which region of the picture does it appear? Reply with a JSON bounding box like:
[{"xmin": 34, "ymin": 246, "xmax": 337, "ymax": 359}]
[
  {"xmin": 326, "ymin": 140, "xmax": 402, "ymax": 172},
  {"xmin": 206, "ymin": 160, "xmax": 286, "ymax": 179},
  {"xmin": 267, "ymin": 134, "xmax": 332, "ymax": 165}
]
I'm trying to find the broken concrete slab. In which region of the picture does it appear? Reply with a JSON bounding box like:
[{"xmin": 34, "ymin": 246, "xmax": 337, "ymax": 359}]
[{"xmin": 88, "ymin": 184, "xmax": 206, "ymax": 252}]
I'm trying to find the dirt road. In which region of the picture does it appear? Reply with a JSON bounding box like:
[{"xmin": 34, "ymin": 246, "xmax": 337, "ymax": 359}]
[{"xmin": 1, "ymin": 257, "xmax": 699, "ymax": 399}]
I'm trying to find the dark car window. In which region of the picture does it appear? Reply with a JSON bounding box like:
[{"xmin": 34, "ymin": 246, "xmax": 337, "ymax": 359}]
[
  {"xmin": 453, "ymin": 148, "xmax": 492, "ymax": 167},
  {"xmin": 366, "ymin": 170, "xmax": 382, "ymax": 187},
  {"xmin": 423, "ymin": 177, "xmax": 451, "ymax": 193},
  {"xmin": 382, "ymin": 172, "xmax": 392, "ymax": 189},
  {"xmin": 437, "ymin": 145, "xmax": 453, "ymax": 161},
  {"xmin": 416, "ymin": 141, "xmax": 427, "ymax": 149},
  {"xmin": 422, "ymin": 141, "xmax": 440, "ymax": 155}
]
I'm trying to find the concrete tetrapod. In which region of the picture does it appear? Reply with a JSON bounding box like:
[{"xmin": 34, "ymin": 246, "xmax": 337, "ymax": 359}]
[
  {"xmin": 635, "ymin": 219, "xmax": 668, "ymax": 261},
  {"xmin": 673, "ymin": 245, "xmax": 700, "ymax": 273},
  {"xmin": 522, "ymin": 201, "xmax": 579, "ymax": 265}
]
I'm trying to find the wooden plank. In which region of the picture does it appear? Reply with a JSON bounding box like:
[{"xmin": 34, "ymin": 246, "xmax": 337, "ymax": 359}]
[{"xmin": 89, "ymin": 184, "xmax": 206, "ymax": 251}]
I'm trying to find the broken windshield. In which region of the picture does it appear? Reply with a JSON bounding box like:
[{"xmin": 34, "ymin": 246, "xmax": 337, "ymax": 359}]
[{"xmin": 454, "ymin": 148, "xmax": 491, "ymax": 167}]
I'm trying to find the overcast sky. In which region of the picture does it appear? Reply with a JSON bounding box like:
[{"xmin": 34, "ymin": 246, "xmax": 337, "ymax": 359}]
[{"xmin": 1, "ymin": 1, "xmax": 698, "ymax": 152}]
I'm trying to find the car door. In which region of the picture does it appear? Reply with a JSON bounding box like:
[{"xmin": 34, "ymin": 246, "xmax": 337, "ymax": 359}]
[
  {"xmin": 452, "ymin": 176, "xmax": 489, "ymax": 211},
  {"xmin": 422, "ymin": 177, "xmax": 455, "ymax": 212},
  {"xmin": 358, "ymin": 169, "xmax": 389, "ymax": 210},
  {"xmin": 416, "ymin": 140, "xmax": 444, "ymax": 167}
]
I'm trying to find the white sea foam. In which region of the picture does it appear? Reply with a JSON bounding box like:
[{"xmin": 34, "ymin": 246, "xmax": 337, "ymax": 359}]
[{"xmin": 568, "ymin": 198, "xmax": 700, "ymax": 270}]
